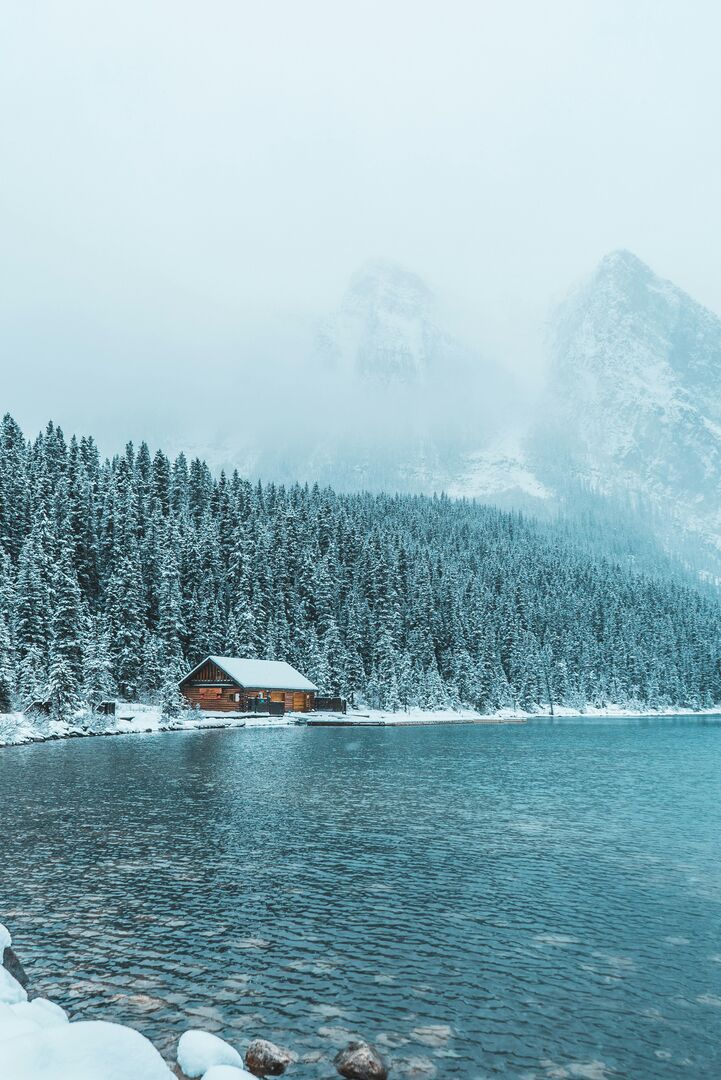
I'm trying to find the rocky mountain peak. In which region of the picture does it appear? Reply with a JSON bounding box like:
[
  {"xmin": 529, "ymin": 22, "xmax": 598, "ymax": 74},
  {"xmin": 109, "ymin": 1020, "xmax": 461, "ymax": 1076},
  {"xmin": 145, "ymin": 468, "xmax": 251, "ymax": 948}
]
[
  {"xmin": 317, "ymin": 259, "xmax": 454, "ymax": 384},
  {"xmin": 594, "ymin": 248, "xmax": 654, "ymax": 283},
  {"xmin": 540, "ymin": 251, "xmax": 721, "ymax": 564},
  {"xmin": 343, "ymin": 259, "xmax": 434, "ymax": 320}
]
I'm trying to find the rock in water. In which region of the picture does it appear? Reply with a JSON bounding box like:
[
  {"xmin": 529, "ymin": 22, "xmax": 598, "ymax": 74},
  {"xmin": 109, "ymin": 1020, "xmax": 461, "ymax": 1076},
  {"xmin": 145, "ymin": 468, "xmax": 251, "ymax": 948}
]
[
  {"xmin": 3, "ymin": 946, "xmax": 29, "ymax": 990},
  {"xmin": 245, "ymin": 1038, "xmax": 295, "ymax": 1076},
  {"xmin": 334, "ymin": 1041, "xmax": 389, "ymax": 1080}
]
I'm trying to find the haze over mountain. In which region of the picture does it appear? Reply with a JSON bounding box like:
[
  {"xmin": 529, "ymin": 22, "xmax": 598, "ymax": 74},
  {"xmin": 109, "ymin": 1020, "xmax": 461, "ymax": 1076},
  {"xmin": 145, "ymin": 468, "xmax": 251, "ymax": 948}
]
[
  {"xmin": 317, "ymin": 259, "xmax": 469, "ymax": 385},
  {"xmin": 208, "ymin": 258, "xmax": 521, "ymax": 494},
  {"xmin": 7, "ymin": 235, "xmax": 721, "ymax": 574},
  {"xmin": 222, "ymin": 250, "xmax": 721, "ymax": 577}
]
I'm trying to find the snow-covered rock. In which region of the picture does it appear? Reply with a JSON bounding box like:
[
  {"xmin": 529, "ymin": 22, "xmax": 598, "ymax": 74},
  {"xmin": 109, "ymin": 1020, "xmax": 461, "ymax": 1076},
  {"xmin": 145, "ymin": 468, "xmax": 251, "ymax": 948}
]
[
  {"xmin": 0, "ymin": 1002, "xmax": 39, "ymax": 1041},
  {"xmin": 0, "ymin": 964, "xmax": 28, "ymax": 1006},
  {"xmin": 0, "ymin": 923, "xmax": 29, "ymax": 1015},
  {"xmin": 202, "ymin": 1067, "xmax": 259, "ymax": 1080},
  {"xmin": 0, "ymin": 998, "xmax": 67, "ymax": 1044},
  {"xmin": 0, "ymin": 1019, "xmax": 173, "ymax": 1079},
  {"xmin": 11, "ymin": 998, "xmax": 68, "ymax": 1030},
  {"xmin": 177, "ymin": 1030, "xmax": 243, "ymax": 1077}
]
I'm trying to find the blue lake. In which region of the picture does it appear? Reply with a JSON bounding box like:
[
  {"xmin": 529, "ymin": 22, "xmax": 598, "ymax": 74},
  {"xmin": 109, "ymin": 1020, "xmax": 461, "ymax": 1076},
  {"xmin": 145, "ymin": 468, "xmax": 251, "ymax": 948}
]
[{"xmin": 1, "ymin": 718, "xmax": 720, "ymax": 1078}]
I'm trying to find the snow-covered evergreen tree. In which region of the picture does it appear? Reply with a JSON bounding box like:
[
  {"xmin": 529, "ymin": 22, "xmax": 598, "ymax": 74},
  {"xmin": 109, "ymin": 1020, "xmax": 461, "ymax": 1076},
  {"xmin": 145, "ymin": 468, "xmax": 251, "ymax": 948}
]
[
  {"xmin": 105, "ymin": 552, "xmax": 145, "ymax": 697},
  {"xmin": 83, "ymin": 617, "xmax": 116, "ymax": 704},
  {"xmin": 0, "ymin": 412, "xmax": 720, "ymax": 717},
  {"xmin": 0, "ymin": 614, "xmax": 15, "ymax": 712},
  {"xmin": 48, "ymin": 548, "xmax": 86, "ymax": 720}
]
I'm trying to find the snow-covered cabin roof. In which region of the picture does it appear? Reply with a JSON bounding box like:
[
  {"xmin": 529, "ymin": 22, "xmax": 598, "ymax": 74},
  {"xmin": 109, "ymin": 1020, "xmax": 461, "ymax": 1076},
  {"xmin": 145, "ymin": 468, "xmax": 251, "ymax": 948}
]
[{"xmin": 198, "ymin": 656, "xmax": 318, "ymax": 692}]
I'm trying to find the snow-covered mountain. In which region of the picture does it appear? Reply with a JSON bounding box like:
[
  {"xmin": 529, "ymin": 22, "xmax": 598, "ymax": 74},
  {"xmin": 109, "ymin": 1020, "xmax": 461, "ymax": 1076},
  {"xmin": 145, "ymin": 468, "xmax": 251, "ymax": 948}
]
[
  {"xmin": 233, "ymin": 259, "xmax": 513, "ymax": 493},
  {"xmin": 529, "ymin": 250, "xmax": 721, "ymax": 569},
  {"xmin": 316, "ymin": 259, "xmax": 468, "ymax": 384},
  {"xmin": 200, "ymin": 250, "xmax": 721, "ymax": 575}
]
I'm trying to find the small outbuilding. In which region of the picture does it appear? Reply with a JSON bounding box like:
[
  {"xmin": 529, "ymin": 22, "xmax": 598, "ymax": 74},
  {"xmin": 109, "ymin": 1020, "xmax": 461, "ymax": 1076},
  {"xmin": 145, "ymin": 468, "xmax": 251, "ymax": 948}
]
[{"xmin": 179, "ymin": 656, "xmax": 318, "ymax": 714}]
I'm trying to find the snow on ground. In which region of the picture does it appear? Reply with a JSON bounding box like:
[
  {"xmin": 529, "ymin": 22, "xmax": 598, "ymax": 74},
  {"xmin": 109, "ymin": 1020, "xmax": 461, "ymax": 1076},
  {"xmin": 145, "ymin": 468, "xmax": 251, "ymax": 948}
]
[{"xmin": 1, "ymin": 701, "xmax": 720, "ymax": 748}]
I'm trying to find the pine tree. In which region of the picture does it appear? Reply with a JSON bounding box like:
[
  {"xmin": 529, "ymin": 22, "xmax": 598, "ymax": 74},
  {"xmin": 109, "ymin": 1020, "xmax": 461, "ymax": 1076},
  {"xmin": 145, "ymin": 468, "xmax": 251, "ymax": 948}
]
[
  {"xmin": 157, "ymin": 544, "xmax": 185, "ymax": 672},
  {"xmin": 322, "ymin": 619, "xmax": 346, "ymax": 695},
  {"xmin": 83, "ymin": 617, "xmax": 116, "ymax": 704},
  {"xmin": 105, "ymin": 552, "xmax": 146, "ymax": 698},
  {"xmin": 48, "ymin": 658, "xmax": 80, "ymax": 722},
  {"xmin": 48, "ymin": 548, "xmax": 86, "ymax": 720},
  {"xmin": 0, "ymin": 614, "xmax": 15, "ymax": 712},
  {"xmin": 160, "ymin": 668, "xmax": 187, "ymax": 719}
]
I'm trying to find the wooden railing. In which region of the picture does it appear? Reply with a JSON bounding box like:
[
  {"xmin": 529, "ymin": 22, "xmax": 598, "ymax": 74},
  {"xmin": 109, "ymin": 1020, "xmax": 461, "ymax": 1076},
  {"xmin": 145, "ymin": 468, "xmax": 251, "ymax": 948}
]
[{"xmin": 314, "ymin": 697, "xmax": 347, "ymax": 713}]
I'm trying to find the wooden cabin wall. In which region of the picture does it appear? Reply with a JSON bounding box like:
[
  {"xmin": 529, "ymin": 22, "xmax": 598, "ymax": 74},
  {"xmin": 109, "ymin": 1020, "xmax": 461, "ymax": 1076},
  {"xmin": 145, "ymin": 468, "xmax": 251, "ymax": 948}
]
[
  {"xmin": 181, "ymin": 683, "xmax": 241, "ymax": 712},
  {"xmin": 180, "ymin": 670, "xmax": 316, "ymax": 713}
]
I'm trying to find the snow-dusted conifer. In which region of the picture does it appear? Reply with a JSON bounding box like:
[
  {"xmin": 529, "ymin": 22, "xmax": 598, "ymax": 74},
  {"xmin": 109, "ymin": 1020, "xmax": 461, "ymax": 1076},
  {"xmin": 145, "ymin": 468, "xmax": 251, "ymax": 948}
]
[
  {"xmin": 106, "ymin": 552, "xmax": 146, "ymax": 698},
  {"xmin": 83, "ymin": 617, "xmax": 116, "ymax": 704},
  {"xmin": 48, "ymin": 548, "xmax": 86, "ymax": 720},
  {"xmin": 0, "ymin": 614, "xmax": 15, "ymax": 712},
  {"xmin": 0, "ymin": 412, "xmax": 718, "ymax": 718}
]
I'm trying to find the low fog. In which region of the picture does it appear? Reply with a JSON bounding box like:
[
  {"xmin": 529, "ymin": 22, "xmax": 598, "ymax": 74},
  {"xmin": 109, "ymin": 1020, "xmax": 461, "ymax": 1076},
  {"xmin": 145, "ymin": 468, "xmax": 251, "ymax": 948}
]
[{"xmin": 2, "ymin": 1, "xmax": 720, "ymax": 462}]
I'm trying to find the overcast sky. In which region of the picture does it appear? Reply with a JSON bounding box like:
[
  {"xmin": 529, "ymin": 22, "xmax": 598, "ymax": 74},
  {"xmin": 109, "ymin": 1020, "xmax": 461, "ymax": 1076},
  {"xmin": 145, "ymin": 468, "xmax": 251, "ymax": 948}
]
[{"xmin": 1, "ymin": 0, "xmax": 720, "ymax": 449}]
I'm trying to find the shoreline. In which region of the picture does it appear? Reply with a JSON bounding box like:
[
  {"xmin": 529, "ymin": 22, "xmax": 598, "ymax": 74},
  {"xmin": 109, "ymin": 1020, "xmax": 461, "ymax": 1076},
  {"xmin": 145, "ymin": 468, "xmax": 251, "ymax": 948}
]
[
  {"xmin": 1, "ymin": 702, "xmax": 720, "ymax": 750},
  {"xmin": 0, "ymin": 922, "xmax": 315, "ymax": 1080}
]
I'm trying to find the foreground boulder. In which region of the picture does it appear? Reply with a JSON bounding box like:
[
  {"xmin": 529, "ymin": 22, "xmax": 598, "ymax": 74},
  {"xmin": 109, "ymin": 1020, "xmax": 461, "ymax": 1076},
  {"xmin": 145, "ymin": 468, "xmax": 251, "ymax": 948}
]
[
  {"xmin": 245, "ymin": 1037, "xmax": 295, "ymax": 1076},
  {"xmin": 0, "ymin": 923, "xmax": 28, "ymax": 1006},
  {"xmin": 334, "ymin": 1041, "xmax": 389, "ymax": 1080},
  {"xmin": 203, "ymin": 1068, "xmax": 259, "ymax": 1080},
  {"xmin": 3, "ymin": 945, "xmax": 29, "ymax": 991},
  {"xmin": 177, "ymin": 1029, "xmax": 243, "ymax": 1077}
]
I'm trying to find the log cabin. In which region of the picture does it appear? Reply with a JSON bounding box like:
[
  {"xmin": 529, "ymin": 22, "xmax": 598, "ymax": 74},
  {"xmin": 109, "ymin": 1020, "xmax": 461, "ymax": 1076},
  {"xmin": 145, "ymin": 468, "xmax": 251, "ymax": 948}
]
[{"xmin": 179, "ymin": 656, "xmax": 318, "ymax": 714}]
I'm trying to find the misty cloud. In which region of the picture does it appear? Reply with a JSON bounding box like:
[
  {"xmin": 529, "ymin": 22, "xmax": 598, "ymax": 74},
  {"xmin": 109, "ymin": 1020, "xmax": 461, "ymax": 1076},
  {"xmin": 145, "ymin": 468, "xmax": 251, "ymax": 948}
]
[{"xmin": 1, "ymin": 1, "xmax": 720, "ymax": 454}]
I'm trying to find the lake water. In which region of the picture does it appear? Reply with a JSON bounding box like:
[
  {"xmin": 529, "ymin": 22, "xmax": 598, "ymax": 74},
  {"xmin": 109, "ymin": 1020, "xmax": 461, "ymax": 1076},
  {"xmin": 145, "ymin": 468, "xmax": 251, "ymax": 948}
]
[{"xmin": 1, "ymin": 719, "xmax": 720, "ymax": 1078}]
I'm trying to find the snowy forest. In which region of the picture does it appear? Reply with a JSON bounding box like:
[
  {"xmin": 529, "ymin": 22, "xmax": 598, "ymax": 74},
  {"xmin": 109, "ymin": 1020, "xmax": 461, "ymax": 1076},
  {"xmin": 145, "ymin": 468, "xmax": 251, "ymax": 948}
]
[{"xmin": 0, "ymin": 413, "xmax": 720, "ymax": 719}]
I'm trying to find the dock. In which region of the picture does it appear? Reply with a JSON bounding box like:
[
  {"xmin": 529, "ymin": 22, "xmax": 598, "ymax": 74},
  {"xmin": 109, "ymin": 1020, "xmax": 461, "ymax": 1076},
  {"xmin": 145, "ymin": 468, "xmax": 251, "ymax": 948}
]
[{"xmin": 305, "ymin": 713, "xmax": 527, "ymax": 727}]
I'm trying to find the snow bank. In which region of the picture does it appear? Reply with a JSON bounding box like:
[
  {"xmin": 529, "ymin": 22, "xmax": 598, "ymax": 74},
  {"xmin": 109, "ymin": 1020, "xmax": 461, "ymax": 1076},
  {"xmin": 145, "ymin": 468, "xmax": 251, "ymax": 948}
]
[
  {"xmin": 0, "ymin": 964, "xmax": 27, "ymax": 1006},
  {"xmin": 177, "ymin": 1030, "xmax": 244, "ymax": 1077},
  {"xmin": 0, "ymin": 998, "xmax": 67, "ymax": 1046},
  {"xmin": 9, "ymin": 998, "xmax": 68, "ymax": 1030},
  {"xmin": 3, "ymin": 700, "xmax": 720, "ymax": 749},
  {"xmin": 0, "ymin": 1019, "xmax": 173, "ymax": 1080}
]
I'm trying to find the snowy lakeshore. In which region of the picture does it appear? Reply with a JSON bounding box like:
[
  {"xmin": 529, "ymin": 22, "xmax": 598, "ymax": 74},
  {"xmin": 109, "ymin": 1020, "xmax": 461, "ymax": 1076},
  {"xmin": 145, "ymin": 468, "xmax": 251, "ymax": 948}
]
[
  {"xmin": 0, "ymin": 922, "xmax": 340, "ymax": 1080},
  {"xmin": 2, "ymin": 702, "xmax": 721, "ymax": 748},
  {"xmin": 0, "ymin": 704, "xmax": 494, "ymax": 748}
]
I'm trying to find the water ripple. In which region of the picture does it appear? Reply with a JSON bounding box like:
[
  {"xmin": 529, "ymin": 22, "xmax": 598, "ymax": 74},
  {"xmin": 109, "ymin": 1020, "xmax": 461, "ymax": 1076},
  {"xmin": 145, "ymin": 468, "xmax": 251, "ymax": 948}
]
[{"xmin": 0, "ymin": 719, "xmax": 720, "ymax": 1077}]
